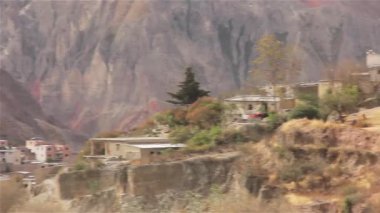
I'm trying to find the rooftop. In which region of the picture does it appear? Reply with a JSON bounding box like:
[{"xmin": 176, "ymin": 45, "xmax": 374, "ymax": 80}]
[
  {"xmin": 296, "ymin": 82, "xmax": 319, "ymax": 87},
  {"xmin": 129, "ymin": 143, "xmax": 186, "ymax": 149},
  {"xmin": 91, "ymin": 137, "xmax": 170, "ymax": 143},
  {"xmin": 224, "ymin": 95, "xmax": 280, "ymax": 102}
]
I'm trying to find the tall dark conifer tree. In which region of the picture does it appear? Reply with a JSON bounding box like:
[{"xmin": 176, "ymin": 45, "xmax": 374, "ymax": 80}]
[{"xmin": 167, "ymin": 67, "xmax": 210, "ymax": 105}]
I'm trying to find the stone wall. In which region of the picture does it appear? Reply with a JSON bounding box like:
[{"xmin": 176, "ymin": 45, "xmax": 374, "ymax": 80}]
[
  {"xmin": 58, "ymin": 168, "xmax": 123, "ymax": 199},
  {"xmin": 58, "ymin": 152, "xmax": 239, "ymax": 200},
  {"xmin": 127, "ymin": 152, "xmax": 239, "ymax": 197}
]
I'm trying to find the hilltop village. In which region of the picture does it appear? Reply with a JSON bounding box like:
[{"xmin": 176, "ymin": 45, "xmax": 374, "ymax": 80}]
[{"xmin": 1, "ymin": 49, "xmax": 379, "ymax": 212}]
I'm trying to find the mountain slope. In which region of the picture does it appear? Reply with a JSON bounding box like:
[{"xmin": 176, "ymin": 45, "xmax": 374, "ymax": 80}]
[
  {"xmin": 1, "ymin": 0, "xmax": 379, "ymax": 135},
  {"xmin": 0, "ymin": 69, "xmax": 85, "ymax": 149}
]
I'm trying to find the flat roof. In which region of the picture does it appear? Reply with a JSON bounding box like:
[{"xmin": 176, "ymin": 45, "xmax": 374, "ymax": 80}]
[
  {"xmin": 91, "ymin": 137, "xmax": 170, "ymax": 143},
  {"xmin": 351, "ymin": 72, "xmax": 370, "ymax": 76},
  {"xmin": 296, "ymin": 82, "xmax": 319, "ymax": 87},
  {"xmin": 224, "ymin": 95, "xmax": 280, "ymax": 102},
  {"xmin": 129, "ymin": 143, "xmax": 186, "ymax": 149}
]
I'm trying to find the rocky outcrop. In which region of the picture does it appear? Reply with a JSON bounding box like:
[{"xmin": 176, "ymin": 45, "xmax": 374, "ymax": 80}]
[{"xmin": 1, "ymin": 0, "xmax": 380, "ymax": 136}]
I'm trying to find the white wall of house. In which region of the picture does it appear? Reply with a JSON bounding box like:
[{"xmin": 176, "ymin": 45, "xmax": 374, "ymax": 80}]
[
  {"xmin": 367, "ymin": 50, "xmax": 380, "ymax": 69},
  {"xmin": 107, "ymin": 143, "xmax": 141, "ymax": 160}
]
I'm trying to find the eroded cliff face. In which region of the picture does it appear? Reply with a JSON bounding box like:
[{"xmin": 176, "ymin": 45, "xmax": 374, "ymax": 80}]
[{"xmin": 1, "ymin": 0, "xmax": 380, "ymax": 135}]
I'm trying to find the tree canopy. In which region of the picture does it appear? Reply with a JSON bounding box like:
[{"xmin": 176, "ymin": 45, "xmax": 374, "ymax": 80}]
[
  {"xmin": 320, "ymin": 85, "xmax": 360, "ymax": 120},
  {"xmin": 167, "ymin": 67, "xmax": 210, "ymax": 105},
  {"xmin": 252, "ymin": 34, "xmax": 301, "ymax": 87}
]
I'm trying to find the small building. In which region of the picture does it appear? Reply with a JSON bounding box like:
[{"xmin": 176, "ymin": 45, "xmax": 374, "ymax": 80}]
[
  {"xmin": 0, "ymin": 148, "xmax": 22, "ymax": 164},
  {"xmin": 0, "ymin": 140, "xmax": 9, "ymax": 148},
  {"xmin": 294, "ymin": 82, "xmax": 319, "ymax": 98},
  {"xmin": 89, "ymin": 137, "xmax": 185, "ymax": 161},
  {"xmin": 16, "ymin": 147, "xmax": 35, "ymax": 161},
  {"xmin": 25, "ymin": 138, "xmax": 49, "ymax": 153},
  {"xmin": 34, "ymin": 144, "xmax": 70, "ymax": 163},
  {"xmin": 366, "ymin": 50, "xmax": 380, "ymax": 82},
  {"xmin": 294, "ymin": 80, "xmax": 342, "ymax": 100},
  {"xmin": 224, "ymin": 95, "xmax": 295, "ymax": 121}
]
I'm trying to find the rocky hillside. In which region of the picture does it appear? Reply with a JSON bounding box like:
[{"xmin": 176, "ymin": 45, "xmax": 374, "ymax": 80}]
[
  {"xmin": 1, "ymin": 0, "xmax": 380, "ymax": 135},
  {"xmin": 10, "ymin": 119, "xmax": 380, "ymax": 212},
  {"xmin": 0, "ymin": 69, "xmax": 85, "ymax": 148}
]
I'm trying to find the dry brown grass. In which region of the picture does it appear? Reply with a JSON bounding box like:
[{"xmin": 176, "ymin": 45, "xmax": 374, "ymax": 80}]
[
  {"xmin": 0, "ymin": 178, "xmax": 27, "ymax": 213},
  {"xmin": 10, "ymin": 201, "xmax": 67, "ymax": 213},
  {"xmin": 206, "ymin": 191, "xmax": 297, "ymax": 213}
]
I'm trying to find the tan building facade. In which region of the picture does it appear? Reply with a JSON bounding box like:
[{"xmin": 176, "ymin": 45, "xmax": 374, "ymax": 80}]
[{"xmin": 89, "ymin": 137, "xmax": 185, "ymax": 161}]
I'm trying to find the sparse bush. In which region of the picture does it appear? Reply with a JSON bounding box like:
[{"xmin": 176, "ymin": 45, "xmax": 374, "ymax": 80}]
[
  {"xmin": 155, "ymin": 108, "xmax": 187, "ymax": 127},
  {"xmin": 216, "ymin": 124, "xmax": 268, "ymax": 145},
  {"xmin": 186, "ymin": 126, "xmax": 221, "ymax": 151},
  {"xmin": 272, "ymin": 145, "xmax": 293, "ymax": 160},
  {"xmin": 88, "ymin": 180, "xmax": 100, "ymax": 194},
  {"xmin": 289, "ymin": 104, "xmax": 320, "ymax": 120},
  {"xmin": 266, "ymin": 112, "xmax": 286, "ymax": 130},
  {"xmin": 278, "ymin": 159, "xmax": 326, "ymax": 182},
  {"xmin": 74, "ymin": 161, "xmax": 88, "ymax": 171},
  {"xmin": 186, "ymin": 97, "xmax": 224, "ymax": 128},
  {"xmin": 169, "ymin": 126, "xmax": 198, "ymax": 144},
  {"xmin": 215, "ymin": 129, "xmax": 249, "ymax": 145},
  {"xmin": 320, "ymin": 85, "xmax": 360, "ymax": 121},
  {"xmin": 342, "ymin": 193, "xmax": 363, "ymax": 213}
]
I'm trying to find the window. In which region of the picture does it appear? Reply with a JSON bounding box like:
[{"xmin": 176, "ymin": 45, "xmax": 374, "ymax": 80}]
[
  {"xmin": 116, "ymin": 144, "xmax": 120, "ymax": 151},
  {"xmin": 248, "ymin": 104, "xmax": 253, "ymax": 110},
  {"xmin": 47, "ymin": 147, "xmax": 51, "ymax": 151},
  {"xmin": 377, "ymin": 69, "xmax": 380, "ymax": 74}
]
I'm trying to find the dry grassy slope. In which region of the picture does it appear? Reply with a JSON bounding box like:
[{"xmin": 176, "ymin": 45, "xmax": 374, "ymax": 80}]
[
  {"xmin": 347, "ymin": 107, "xmax": 380, "ymax": 132},
  {"xmin": 278, "ymin": 119, "xmax": 380, "ymax": 151},
  {"xmin": 254, "ymin": 119, "xmax": 380, "ymax": 209}
]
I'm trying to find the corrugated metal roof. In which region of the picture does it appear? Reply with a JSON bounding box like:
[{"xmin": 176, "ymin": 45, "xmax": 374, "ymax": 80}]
[{"xmin": 130, "ymin": 143, "xmax": 186, "ymax": 149}]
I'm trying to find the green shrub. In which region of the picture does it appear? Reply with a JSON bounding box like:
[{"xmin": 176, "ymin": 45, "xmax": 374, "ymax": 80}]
[
  {"xmin": 155, "ymin": 108, "xmax": 188, "ymax": 127},
  {"xmin": 186, "ymin": 126, "xmax": 221, "ymax": 151},
  {"xmin": 266, "ymin": 112, "xmax": 286, "ymax": 130},
  {"xmin": 74, "ymin": 161, "xmax": 88, "ymax": 171},
  {"xmin": 216, "ymin": 129, "xmax": 249, "ymax": 145},
  {"xmin": 216, "ymin": 124, "xmax": 267, "ymax": 145},
  {"xmin": 169, "ymin": 126, "xmax": 199, "ymax": 144},
  {"xmin": 186, "ymin": 97, "xmax": 224, "ymax": 128},
  {"xmin": 289, "ymin": 104, "xmax": 320, "ymax": 120}
]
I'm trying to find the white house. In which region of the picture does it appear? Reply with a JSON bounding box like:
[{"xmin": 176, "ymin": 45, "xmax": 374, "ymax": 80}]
[
  {"xmin": 34, "ymin": 144, "xmax": 70, "ymax": 162},
  {"xmin": 366, "ymin": 50, "xmax": 380, "ymax": 82}
]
